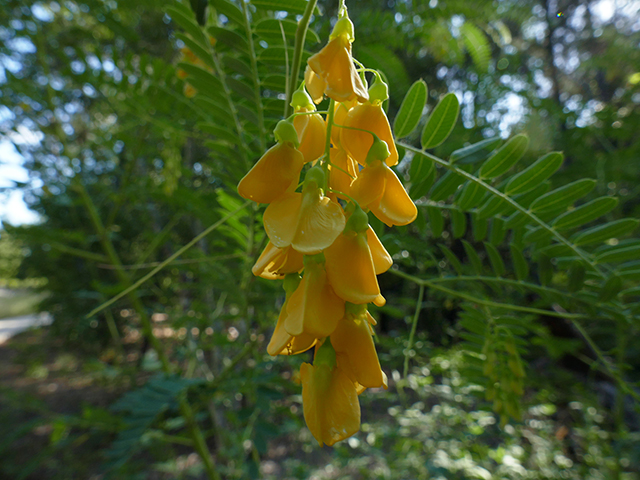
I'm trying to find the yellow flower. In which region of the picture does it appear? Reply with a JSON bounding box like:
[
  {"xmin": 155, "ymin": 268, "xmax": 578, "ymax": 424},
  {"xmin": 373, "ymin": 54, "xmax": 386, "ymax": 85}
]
[
  {"xmin": 293, "ymin": 110, "xmax": 326, "ymax": 164},
  {"xmin": 330, "ymin": 100, "xmax": 356, "ymax": 148},
  {"xmin": 304, "ymin": 65, "xmax": 327, "ymax": 104},
  {"xmin": 351, "ymin": 158, "xmax": 417, "ymax": 227},
  {"xmin": 301, "ymin": 339, "xmax": 360, "ymax": 447},
  {"xmin": 332, "ymin": 305, "xmax": 386, "ymax": 389},
  {"xmin": 263, "ymin": 167, "xmax": 345, "ymax": 254},
  {"xmin": 252, "ymin": 242, "xmax": 303, "ymax": 280},
  {"xmin": 340, "ymin": 102, "xmax": 399, "ymax": 167},
  {"xmin": 328, "ymin": 148, "xmax": 358, "ymax": 201},
  {"xmin": 267, "ymin": 274, "xmax": 317, "ymax": 356},
  {"xmin": 366, "ymin": 227, "xmax": 393, "ymax": 274},
  {"xmin": 237, "ymin": 120, "xmax": 304, "ymax": 204},
  {"xmin": 324, "ymin": 206, "xmax": 380, "ymax": 304},
  {"xmin": 307, "ymin": 16, "xmax": 368, "ymax": 104},
  {"xmin": 285, "ymin": 255, "xmax": 345, "ymax": 338}
]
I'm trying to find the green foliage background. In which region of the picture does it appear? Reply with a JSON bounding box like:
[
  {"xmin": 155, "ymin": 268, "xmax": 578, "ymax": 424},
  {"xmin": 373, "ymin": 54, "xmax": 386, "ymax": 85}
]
[{"xmin": 1, "ymin": 0, "xmax": 639, "ymax": 478}]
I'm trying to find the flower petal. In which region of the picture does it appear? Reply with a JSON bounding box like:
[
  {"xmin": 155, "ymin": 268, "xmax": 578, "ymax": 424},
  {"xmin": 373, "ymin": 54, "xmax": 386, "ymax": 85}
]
[
  {"xmin": 308, "ymin": 36, "xmax": 368, "ymax": 103},
  {"xmin": 304, "ymin": 65, "xmax": 326, "ymax": 104},
  {"xmin": 295, "ymin": 112, "xmax": 326, "ymax": 163},
  {"xmin": 285, "ymin": 264, "xmax": 345, "ymax": 337},
  {"xmin": 332, "ymin": 311, "xmax": 385, "ymax": 388},
  {"xmin": 370, "ymin": 166, "xmax": 417, "ymax": 226},
  {"xmin": 341, "ymin": 103, "xmax": 399, "ymax": 167},
  {"xmin": 263, "ymin": 192, "xmax": 303, "ymax": 249},
  {"xmin": 328, "ymin": 148, "xmax": 357, "ymax": 201},
  {"xmin": 291, "ymin": 193, "xmax": 345, "ymax": 254},
  {"xmin": 301, "ymin": 363, "xmax": 361, "ymax": 447},
  {"xmin": 324, "ymin": 231, "xmax": 380, "ymax": 304},
  {"xmin": 366, "ymin": 227, "xmax": 393, "ymax": 275},
  {"xmin": 238, "ymin": 143, "xmax": 304, "ymax": 204},
  {"xmin": 252, "ymin": 242, "xmax": 304, "ymax": 279},
  {"xmin": 350, "ymin": 161, "xmax": 386, "ymax": 209}
]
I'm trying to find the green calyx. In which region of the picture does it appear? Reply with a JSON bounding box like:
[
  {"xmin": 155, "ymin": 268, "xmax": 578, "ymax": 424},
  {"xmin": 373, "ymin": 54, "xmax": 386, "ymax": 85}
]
[
  {"xmin": 368, "ymin": 72, "xmax": 389, "ymax": 104},
  {"xmin": 274, "ymin": 118, "xmax": 299, "ymax": 148},
  {"xmin": 344, "ymin": 203, "xmax": 369, "ymax": 234},
  {"xmin": 303, "ymin": 252, "xmax": 325, "ymax": 267},
  {"xmin": 330, "ymin": 16, "xmax": 354, "ymax": 42},
  {"xmin": 291, "ymin": 83, "xmax": 314, "ymax": 111},
  {"xmin": 365, "ymin": 135, "xmax": 391, "ymax": 164},
  {"xmin": 283, "ymin": 273, "xmax": 302, "ymax": 295},
  {"xmin": 314, "ymin": 337, "xmax": 337, "ymax": 369},
  {"xmin": 345, "ymin": 302, "xmax": 368, "ymax": 317},
  {"xmin": 304, "ymin": 165, "xmax": 325, "ymax": 189}
]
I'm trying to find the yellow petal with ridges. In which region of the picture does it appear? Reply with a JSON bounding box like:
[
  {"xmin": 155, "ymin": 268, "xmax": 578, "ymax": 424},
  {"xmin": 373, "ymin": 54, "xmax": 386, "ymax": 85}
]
[
  {"xmin": 252, "ymin": 243, "xmax": 304, "ymax": 279},
  {"xmin": 328, "ymin": 148, "xmax": 357, "ymax": 201},
  {"xmin": 304, "ymin": 65, "xmax": 326, "ymax": 104},
  {"xmin": 291, "ymin": 192, "xmax": 345, "ymax": 254}
]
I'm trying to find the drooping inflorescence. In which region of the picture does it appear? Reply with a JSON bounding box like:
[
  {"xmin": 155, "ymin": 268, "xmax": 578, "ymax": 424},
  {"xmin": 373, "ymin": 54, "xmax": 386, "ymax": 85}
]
[{"xmin": 238, "ymin": 6, "xmax": 417, "ymax": 447}]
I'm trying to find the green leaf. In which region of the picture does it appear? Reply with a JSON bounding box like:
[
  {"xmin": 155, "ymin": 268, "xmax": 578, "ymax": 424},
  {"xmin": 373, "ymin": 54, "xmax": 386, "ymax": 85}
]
[
  {"xmin": 472, "ymin": 213, "xmax": 488, "ymax": 242},
  {"xmin": 529, "ymin": 179, "xmax": 596, "ymax": 216},
  {"xmin": 177, "ymin": 62, "xmax": 223, "ymax": 91},
  {"xmin": 409, "ymin": 153, "xmax": 436, "ymax": 199},
  {"xmin": 227, "ymin": 77, "xmax": 255, "ymax": 101},
  {"xmin": 252, "ymin": 0, "xmax": 309, "ymax": 14},
  {"xmin": 207, "ymin": 26, "xmax": 249, "ymax": 52},
  {"xmin": 479, "ymin": 134, "xmax": 529, "ymax": 180},
  {"xmin": 567, "ymin": 260, "xmax": 586, "ymax": 292},
  {"xmin": 430, "ymin": 169, "xmax": 465, "ymax": 202},
  {"xmin": 505, "ymin": 152, "xmax": 563, "ymax": 195},
  {"xmin": 451, "ymin": 209, "xmax": 467, "ymax": 238},
  {"xmin": 462, "ymin": 240, "xmax": 484, "ymax": 274},
  {"xmin": 394, "ymin": 79, "xmax": 428, "ymax": 138},
  {"xmin": 440, "ymin": 245, "xmax": 463, "ymax": 274},
  {"xmin": 596, "ymin": 245, "xmax": 640, "ymax": 264},
  {"xmin": 427, "ymin": 206, "xmax": 444, "ymax": 237},
  {"xmin": 254, "ymin": 18, "xmax": 320, "ymax": 43},
  {"xmin": 552, "ymin": 197, "xmax": 618, "ymax": 231},
  {"xmin": 476, "ymin": 195, "xmax": 508, "ymax": 220},
  {"xmin": 484, "ymin": 242, "xmax": 505, "ymax": 277},
  {"xmin": 210, "ymin": 0, "xmax": 244, "ymax": 25},
  {"xmin": 572, "ymin": 219, "xmax": 639, "ymax": 246},
  {"xmin": 421, "ymin": 93, "xmax": 459, "ymax": 149},
  {"xmin": 522, "ymin": 227, "xmax": 552, "ymax": 244},
  {"xmin": 450, "ymin": 137, "xmax": 501, "ymax": 165},
  {"xmin": 461, "ymin": 23, "xmax": 491, "ymax": 72},
  {"xmin": 261, "ymin": 74, "xmax": 287, "ymax": 91},
  {"xmin": 599, "ymin": 275, "xmax": 622, "ymax": 301},
  {"xmin": 538, "ymin": 253, "xmax": 552, "ymax": 286},
  {"xmin": 197, "ymin": 122, "xmax": 241, "ymax": 143},
  {"xmin": 167, "ymin": 6, "xmax": 209, "ymax": 47},
  {"xmin": 175, "ymin": 33, "xmax": 214, "ymax": 69},
  {"xmin": 510, "ymin": 244, "xmax": 528, "ymax": 280},
  {"xmin": 489, "ymin": 217, "xmax": 506, "ymax": 246},
  {"xmin": 457, "ymin": 181, "xmax": 486, "ymax": 211}
]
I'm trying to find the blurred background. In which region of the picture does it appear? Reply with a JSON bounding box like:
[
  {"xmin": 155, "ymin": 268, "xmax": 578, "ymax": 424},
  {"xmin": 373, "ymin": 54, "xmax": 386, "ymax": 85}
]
[{"xmin": 1, "ymin": 0, "xmax": 639, "ymax": 478}]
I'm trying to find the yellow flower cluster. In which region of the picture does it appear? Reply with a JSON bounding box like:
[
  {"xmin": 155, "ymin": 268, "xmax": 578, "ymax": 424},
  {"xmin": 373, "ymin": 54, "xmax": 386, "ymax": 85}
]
[{"xmin": 237, "ymin": 9, "xmax": 417, "ymax": 447}]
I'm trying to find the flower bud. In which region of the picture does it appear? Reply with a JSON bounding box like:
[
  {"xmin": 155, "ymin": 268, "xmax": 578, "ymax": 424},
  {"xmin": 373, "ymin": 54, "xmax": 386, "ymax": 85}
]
[{"xmin": 274, "ymin": 118, "xmax": 300, "ymax": 147}]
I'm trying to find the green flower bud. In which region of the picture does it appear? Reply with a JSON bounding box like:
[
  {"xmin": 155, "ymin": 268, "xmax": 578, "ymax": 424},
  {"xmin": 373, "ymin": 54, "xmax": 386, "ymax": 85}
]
[
  {"xmin": 368, "ymin": 72, "xmax": 389, "ymax": 104},
  {"xmin": 283, "ymin": 273, "xmax": 302, "ymax": 295},
  {"xmin": 314, "ymin": 337, "xmax": 337, "ymax": 369},
  {"xmin": 274, "ymin": 118, "xmax": 300, "ymax": 148},
  {"xmin": 330, "ymin": 16, "xmax": 354, "ymax": 42},
  {"xmin": 344, "ymin": 204, "xmax": 369, "ymax": 234},
  {"xmin": 291, "ymin": 83, "xmax": 314, "ymax": 111},
  {"xmin": 365, "ymin": 135, "xmax": 391, "ymax": 164},
  {"xmin": 304, "ymin": 165, "xmax": 325, "ymax": 189}
]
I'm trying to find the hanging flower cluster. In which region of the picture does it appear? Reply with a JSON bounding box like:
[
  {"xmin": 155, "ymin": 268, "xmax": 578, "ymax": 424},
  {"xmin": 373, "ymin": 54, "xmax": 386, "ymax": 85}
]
[{"xmin": 237, "ymin": 7, "xmax": 417, "ymax": 447}]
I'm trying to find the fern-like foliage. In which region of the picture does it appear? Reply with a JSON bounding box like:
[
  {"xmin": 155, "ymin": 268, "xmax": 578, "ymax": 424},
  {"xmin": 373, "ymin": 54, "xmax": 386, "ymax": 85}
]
[{"xmin": 392, "ymin": 80, "xmax": 640, "ymax": 417}]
